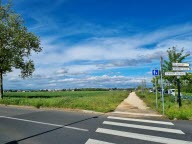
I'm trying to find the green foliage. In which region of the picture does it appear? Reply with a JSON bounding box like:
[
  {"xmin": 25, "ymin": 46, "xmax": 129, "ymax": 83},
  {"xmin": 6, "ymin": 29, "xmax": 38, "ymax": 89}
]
[
  {"xmin": 136, "ymin": 91, "xmax": 192, "ymax": 120},
  {"xmin": 151, "ymin": 47, "xmax": 191, "ymax": 88},
  {"xmin": 162, "ymin": 47, "xmax": 190, "ymax": 87},
  {"xmin": 0, "ymin": 91, "xmax": 129, "ymax": 112},
  {"xmin": 0, "ymin": 1, "xmax": 42, "ymax": 98}
]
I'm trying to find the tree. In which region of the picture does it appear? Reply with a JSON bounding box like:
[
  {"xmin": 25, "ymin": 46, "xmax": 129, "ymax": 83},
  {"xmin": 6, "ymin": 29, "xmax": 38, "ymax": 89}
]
[
  {"xmin": 181, "ymin": 73, "xmax": 192, "ymax": 93},
  {"xmin": 0, "ymin": 2, "xmax": 42, "ymax": 98},
  {"xmin": 162, "ymin": 47, "xmax": 190, "ymax": 87}
]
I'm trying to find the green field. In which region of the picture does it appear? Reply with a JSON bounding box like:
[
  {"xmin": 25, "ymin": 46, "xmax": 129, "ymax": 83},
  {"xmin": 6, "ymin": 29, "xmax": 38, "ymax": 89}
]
[
  {"xmin": 0, "ymin": 91, "xmax": 129, "ymax": 112},
  {"xmin": 136, "ymin": 91, "xmax": 192, "ymax": 120}
]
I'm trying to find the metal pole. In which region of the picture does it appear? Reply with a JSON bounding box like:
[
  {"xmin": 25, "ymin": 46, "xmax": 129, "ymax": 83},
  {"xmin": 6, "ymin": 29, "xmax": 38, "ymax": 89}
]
[
  {"xmin": 155, "ymin": 76, "xmax": 158, "ymax": 109},
  {"xmin": 160, "ymin": 57, "xmax": 164, "ymax": 115},
  {"xmin": 177, "ymin": 77, "xmax": 182, "ymax": 107}
]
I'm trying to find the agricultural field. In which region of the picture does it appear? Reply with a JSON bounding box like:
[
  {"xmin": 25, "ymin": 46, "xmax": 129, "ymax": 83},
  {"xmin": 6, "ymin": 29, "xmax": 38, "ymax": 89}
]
[
  {"xmin": 0, "ymin": 91, "xmax": 129, "ymax": 113},
  {"xmin": 136, "ymin": 91, "xmax": 192, "ymax": 120}
]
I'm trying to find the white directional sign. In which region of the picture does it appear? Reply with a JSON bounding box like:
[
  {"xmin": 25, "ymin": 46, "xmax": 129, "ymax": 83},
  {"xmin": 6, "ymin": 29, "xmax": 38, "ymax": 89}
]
[
  {"xmin": 172, "ymin": 63, "xmax": 189, "ymax": 67},
  {"xmin": 165, "ymin": 72, "xmax": 186, "ymax": 76},
  {"xmin": 172, "ymin": 67, "xmax": 191, "ymax": 71}
]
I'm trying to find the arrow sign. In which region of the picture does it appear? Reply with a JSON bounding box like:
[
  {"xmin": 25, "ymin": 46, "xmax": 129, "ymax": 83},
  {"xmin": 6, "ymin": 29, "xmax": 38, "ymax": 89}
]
[
  {"xmin": 172, "ymin": 67, "xmax": 191, "ymax": 71},
  {"xmin": 165, "ymin": 72, "xmax": 186, "ymax": 76},
  {"xmin": 172, "ymin": 63, "xmax": 189, "ymax": 67}
]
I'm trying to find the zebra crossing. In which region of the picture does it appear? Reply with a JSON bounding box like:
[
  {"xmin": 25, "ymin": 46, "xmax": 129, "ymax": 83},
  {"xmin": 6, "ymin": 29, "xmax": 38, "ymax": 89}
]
[{"xmin": 85, "ymin": 115, "xmax": 192, "ymax": 144}]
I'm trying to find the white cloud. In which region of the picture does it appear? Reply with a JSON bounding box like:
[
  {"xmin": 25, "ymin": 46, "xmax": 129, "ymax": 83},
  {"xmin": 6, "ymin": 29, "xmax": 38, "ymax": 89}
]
[
  {"xmin": 31, "ymin": 24, "xmax": 192, "ymax": 69},
  {"xmin": 4, "ymin": 23, "xmax": 192, "ymax": 89}
]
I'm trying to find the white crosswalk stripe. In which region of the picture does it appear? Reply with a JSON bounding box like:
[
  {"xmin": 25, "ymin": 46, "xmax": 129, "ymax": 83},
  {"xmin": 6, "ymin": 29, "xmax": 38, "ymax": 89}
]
[
  {"xmin": 112, "ymin": 111, "xmax": 163, "ymax": 117},
  {"xmin": 103, "ymin": 121, "xmax": 184, "ymax": 134},
  {"xmin": 85, "ymin": 115, "xmax": 191, "ymax": 144},
  {"xmin": 108, "ymin": 116, "xmax": 174, "ymax": 125},
  {"xmin": 96, "ymin": 128, "xmax": 192, "ymax": 144},
  {"xmin": 85, "ymin": 139, "xmax": 115, "ymax": 144}
]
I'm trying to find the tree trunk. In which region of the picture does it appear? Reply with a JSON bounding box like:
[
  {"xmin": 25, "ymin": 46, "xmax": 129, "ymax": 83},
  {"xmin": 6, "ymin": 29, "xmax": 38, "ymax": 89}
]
[{"xmin": 0, "ymin": 72, "xmax": 3, "ymax": 99}]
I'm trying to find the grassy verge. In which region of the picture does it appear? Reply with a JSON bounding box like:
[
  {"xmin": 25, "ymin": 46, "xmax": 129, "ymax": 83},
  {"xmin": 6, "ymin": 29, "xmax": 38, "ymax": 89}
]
[
  {"xmin": 0, "ymin": 91, "xmax": 129, "ymax": 113},
  {"xmin": 181, "ymin": 92, "xmax": 192, "ymax": 96},
  {"xmin": 136, "ymin": 91, "xmax": 192, "ymax": 120}
]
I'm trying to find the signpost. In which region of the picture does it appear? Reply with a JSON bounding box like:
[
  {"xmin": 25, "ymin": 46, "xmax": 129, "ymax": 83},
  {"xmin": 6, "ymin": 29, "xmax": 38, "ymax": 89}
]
[
  {"xmin": 172, "ymin": 67, "xmax": 190, "ymax": 71},
  {"xmin": 165, "ymin": 62, "xmax": 190, "ymax": 107},
  {"xmin": 160, "ymin": 57, "xmax": 164, "ymax": 115},
  {"xmin": 172, "ymin": 63, "xmax": 189, "ymax": 67},
  {"xmin": 165, "ymin": 72, "xmax": 186, "ymax": 76},
  {"xmin": 152, "ymin": 69, "xmax": 159, "ymax": 109}
]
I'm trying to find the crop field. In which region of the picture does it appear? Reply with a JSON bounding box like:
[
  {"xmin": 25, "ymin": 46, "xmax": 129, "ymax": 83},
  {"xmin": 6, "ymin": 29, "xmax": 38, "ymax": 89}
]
[{"xmin": 0, "ymin": 91, "xmax": 129, "ymax": 112}]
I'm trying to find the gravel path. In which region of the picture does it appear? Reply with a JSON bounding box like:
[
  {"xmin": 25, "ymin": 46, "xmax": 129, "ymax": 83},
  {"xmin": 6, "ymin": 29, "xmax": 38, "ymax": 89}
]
[
  {"xmin": 125, "ymin": 92, "xmax": 148, "ymax": 110},
  {"xmin": 113, "ymin": 92, "xmax": 163, "ymax": 118}
]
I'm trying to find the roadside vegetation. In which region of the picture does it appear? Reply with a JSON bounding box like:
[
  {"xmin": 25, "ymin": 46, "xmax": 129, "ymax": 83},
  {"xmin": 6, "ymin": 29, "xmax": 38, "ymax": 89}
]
[
  {"xmin": 0, "ymin": 91, "xmax": 129, "ymax": 113},
  {"xmin": 143, "ymin": 47, "xmax": 192, "ymax": 120},
  {"xmin": 136, "ymin": 91, "xmax": 192, "ymax": 120}
]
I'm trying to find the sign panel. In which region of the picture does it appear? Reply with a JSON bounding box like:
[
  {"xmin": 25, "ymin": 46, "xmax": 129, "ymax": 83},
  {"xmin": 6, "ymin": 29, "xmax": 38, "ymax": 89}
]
[
  {"xmin": 152, "ymin": 70, "xmax": 159, "ymax": 76},
  {"xmin": 165, "ymin": 72, "xmax": 186, "ymax": 76},
  {"xmin": 172, "ymin": 63, "xmax": 189, "ymax": 67},
  {"xmin": 172, "ymin": 67, "xmax": 190, "ymax": 71}
]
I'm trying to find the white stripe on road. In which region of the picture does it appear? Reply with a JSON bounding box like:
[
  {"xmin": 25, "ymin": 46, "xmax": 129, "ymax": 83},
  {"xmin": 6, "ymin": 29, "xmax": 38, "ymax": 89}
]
[
  {"xmin": 0, "ymin": 116, "xmax": 63, "ymax": 127},
  {"xmin": 0, "ymin": 116, "xmax": 88, "ymax": 132},
  {"xmin": 112, "ymin": 111, "xmax": 162, "ymax": 117},
  {"xmin": 103, "ymin": 121, "xmax": 184, "ymax": 134},
  {"xmin": 65, "ymin": 126, "xmax": 88, "ymax": 131},
  {"xmin": 96, "ymin": 128, "xmax": 192, "ymax": 144},
  {"xmin": 108, "ymin": 116, "xmax": 174, "ymax": 125},
  {"xmin": 85, "ymin": 139, "xmax": 115, "ymax": 144}
]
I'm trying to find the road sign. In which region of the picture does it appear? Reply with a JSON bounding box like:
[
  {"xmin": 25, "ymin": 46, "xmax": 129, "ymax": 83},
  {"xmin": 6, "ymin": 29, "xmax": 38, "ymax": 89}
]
[
  {"xmin": 152, "ymin": 70, "xmax": 159, "ymax": 76},
  {"xmin": 172, "ymin": 67, "xmax": 191, "ymax": 71},
  {"xmin": 172, "ymin": 63, "xmax": 189, "ymax": 67},
  {"xmin": 165, "ymin": 72, "xmax": 186, "ymax": 76}
]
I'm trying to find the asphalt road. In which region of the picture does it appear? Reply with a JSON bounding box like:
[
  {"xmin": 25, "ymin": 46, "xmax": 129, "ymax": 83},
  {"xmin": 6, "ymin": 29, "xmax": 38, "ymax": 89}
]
[{"xmin": 0, "ymin": 106, "xmax": 192, "ymax": 144}]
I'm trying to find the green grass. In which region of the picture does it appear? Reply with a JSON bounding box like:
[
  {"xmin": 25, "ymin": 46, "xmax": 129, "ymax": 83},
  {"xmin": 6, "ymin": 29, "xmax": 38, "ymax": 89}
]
[
  {"xmin": 136, "ymin": 91, "xmax": 192, "ymax": 120},
  {"xmin": 1, "ymin": 91, "xmax": 129, "ymax": 112},
  {"xmin": 181, "ymin": 92, "xmax": 192, "ymax": 96}
]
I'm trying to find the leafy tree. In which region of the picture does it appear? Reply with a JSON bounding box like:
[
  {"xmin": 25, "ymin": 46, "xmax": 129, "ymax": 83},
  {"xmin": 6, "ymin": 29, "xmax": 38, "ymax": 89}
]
[
  {"xmin": 162, "ymin": 47, "xmax": 190, "ymax": 87},
  {"xmin": 181, "ymin": 73, "xmax": 192, "ymax": 93},
  {"xmin": 151, "ymin": 47, "xmax": 190, "ymax": 89},
  {"xmin": 0, "ymin": 2, "xmax": 42, "ymax": 98}
]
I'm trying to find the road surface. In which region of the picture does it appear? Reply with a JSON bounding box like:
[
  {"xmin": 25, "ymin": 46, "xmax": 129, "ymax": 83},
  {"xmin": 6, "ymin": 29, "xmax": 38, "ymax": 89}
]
[{"xmin": 0, "ymin": 106, "xmax": 192, "ymax": 144}]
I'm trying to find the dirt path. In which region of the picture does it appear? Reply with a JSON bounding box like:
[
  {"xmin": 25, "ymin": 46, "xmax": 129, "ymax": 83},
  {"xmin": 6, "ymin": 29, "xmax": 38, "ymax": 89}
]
[
  {"xmin": 110, "ymin": 92, "xmax": 164, "ymax": 118},
  {"xmin": 124, "ymin": 92, "xmax": 149, "ymax": 110}
]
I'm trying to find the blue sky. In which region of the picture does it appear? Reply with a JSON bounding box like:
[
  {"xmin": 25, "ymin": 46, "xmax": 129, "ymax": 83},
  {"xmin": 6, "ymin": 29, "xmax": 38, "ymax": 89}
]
[{"xmin": 2, "ymin": 0, "xmax": 192, "ymax": 89}]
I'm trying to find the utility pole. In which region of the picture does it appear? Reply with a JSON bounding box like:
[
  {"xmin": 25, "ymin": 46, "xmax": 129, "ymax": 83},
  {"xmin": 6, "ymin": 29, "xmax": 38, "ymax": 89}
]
[{"xmin": 160, "ymin": 57, "xmax": 164, "ymax": 115}]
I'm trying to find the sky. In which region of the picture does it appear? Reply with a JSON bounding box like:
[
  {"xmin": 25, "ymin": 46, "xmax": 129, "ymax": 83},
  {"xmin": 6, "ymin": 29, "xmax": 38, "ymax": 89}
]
[{"xmin": 2, "ymin": 0, "xmax": 192, "ymax": 90}]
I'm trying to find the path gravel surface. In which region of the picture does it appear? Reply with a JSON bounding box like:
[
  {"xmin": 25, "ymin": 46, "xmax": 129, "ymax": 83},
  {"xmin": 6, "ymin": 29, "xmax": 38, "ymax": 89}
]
[{"xmin": 111, "ymin": 92, "xmax": 163, "ymax": 118}]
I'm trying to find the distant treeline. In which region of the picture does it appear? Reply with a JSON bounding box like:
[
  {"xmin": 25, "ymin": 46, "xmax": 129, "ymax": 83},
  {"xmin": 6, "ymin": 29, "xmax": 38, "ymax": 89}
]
[{"xmin": 4, "ymin": 88, "xmax": 133, "ymax": 92}]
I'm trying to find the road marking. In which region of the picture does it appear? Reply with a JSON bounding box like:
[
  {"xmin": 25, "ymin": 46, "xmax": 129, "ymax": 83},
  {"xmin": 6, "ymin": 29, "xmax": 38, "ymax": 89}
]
[
  {"xmin": 65, "ymin": 126, "xmax": 88, "ymax": 131},
  {"xmin": 0, "ymin": 116, "xmax": 63, "ymax": 127},
  {"xmin": 103, "ymin": 121, "xmax": 184, "ymax": 134},
  {"xmin": 112, "ymin": 111, "xmax": 162, "ymax": 117},
  {"xmin": 96, "ymin": 128, "xmax": 192, "ymax": 144},
  {"xmin": 0, "ymin": 116, "xmax": 88, "ymax": 132},
  {"xmin": 85, "ymin": 139, "xmax": 115, "ymax": 144},
  {"xmin": 108, "ymin": 116, "xmax": 174, "ymax": 125}
]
